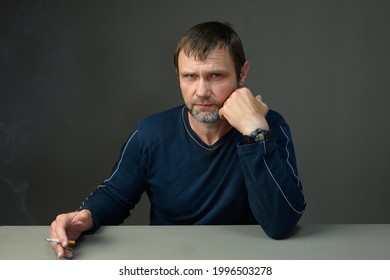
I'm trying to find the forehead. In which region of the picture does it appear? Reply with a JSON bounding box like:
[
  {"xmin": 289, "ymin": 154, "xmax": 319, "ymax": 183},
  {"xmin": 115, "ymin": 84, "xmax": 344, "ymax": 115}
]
[{"xmin": 178, "ymin": 47, "xmax": 235, "ymax": 71}]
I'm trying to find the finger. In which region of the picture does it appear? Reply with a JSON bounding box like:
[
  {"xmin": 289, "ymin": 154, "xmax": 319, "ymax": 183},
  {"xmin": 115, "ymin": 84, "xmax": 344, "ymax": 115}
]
[
  {"xmin": 256, "ymin": 95, "xmax": 269, "ymax": 113},
  {"xmin": 63, "ymin": 248, "xmax": 74, "ymax": 259},
  {"xmin": 56, "ymin": 246, "xmax": 73, "ymax": 259},
  {"xmin": 50, "ymin": 214, "xmax": 70, "ymax": 245},
  {"xmin": 54, "ymin": 243, "xmax": 65, "ymax": 258},
  {"xmin": 50, "ymin": 220, "xmax": 68, "ymax": 258}
]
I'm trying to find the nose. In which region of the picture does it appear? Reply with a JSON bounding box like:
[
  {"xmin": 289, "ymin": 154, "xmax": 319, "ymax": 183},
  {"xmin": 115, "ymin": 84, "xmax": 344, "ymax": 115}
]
[{"xmin": 195, "ymin": 78, "xmax": 212, "ymax": 98}]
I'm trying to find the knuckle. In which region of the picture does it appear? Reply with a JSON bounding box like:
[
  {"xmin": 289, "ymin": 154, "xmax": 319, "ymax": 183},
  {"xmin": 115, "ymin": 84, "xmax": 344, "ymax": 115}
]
[{"xmin": 50, "ymin": 220, "xmax": 57, "ymax": 227}]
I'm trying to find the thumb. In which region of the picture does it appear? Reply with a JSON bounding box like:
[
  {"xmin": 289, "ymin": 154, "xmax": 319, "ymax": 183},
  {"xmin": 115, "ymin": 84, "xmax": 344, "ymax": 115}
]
[{"xmin": 218, "ymin": 108, "xmax": 226, "ymax": 120}]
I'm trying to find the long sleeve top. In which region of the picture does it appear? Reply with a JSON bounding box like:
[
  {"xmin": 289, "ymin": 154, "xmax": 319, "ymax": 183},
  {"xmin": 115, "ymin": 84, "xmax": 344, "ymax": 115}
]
[{"xmin": 80, "ymin": 105, "xmax": 306, "ymax": 239}]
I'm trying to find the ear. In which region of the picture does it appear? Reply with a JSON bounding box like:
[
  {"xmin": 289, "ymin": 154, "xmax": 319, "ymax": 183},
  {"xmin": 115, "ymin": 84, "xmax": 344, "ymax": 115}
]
[{"xmin": 239, "ymin": 61, "xmax": 250, "ymax": 86}]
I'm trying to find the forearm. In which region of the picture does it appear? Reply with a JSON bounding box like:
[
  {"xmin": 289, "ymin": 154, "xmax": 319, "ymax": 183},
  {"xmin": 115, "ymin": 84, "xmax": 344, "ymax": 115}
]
[
  {"xmin": 238, "ymin": 127, "xmax": 306, "ymax": 239},
  {"xmin": 79, "ymin": 128, "xmax": 147, "ymax": 232},
  {"xmin": 79, "ymin": 184, "xmax": 134, "ymax": 232}
]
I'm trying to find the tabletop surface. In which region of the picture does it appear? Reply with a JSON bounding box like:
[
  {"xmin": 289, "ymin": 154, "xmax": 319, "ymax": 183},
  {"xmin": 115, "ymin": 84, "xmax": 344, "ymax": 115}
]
[{"xmin": 0, "ymin": 224, "xmax": 389, "ymax": 260}]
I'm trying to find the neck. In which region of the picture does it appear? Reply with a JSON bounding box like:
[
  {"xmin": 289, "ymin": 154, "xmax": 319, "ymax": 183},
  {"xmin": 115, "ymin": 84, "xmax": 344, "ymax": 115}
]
[{"xmin": 188, "ymin": 112, "xmax": 232, "ymax": 146}]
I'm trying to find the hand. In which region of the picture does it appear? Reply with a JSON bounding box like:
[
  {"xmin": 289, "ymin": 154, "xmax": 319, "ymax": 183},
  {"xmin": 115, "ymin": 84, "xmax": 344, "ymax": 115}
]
[
  {"xmin": 49, "ymin": 209, "xmax": 93, "ymax": 258},
  {"xmin": 219, "ymin": 87, "xmax": 269, "ymax": 135}
]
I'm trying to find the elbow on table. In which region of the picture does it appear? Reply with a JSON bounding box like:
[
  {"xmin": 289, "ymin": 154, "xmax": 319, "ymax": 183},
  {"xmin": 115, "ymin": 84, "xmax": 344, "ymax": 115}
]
[
  {"xmin": 261, "ymin": 215, "xmax": 303, "ymax": 239},
  {"xmin": 263, "ymin": 225, "xmax": 296, "ymax": 240},
  {"xmin": 265, "ymin": 201, "xmax": 306, "ymax": 239}
]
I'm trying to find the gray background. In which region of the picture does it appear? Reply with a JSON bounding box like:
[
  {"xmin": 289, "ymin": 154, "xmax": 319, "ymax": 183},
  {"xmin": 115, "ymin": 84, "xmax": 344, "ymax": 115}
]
[{"xmin": 1, "ymin": 0, "xmax": 389, "ymax": 226}]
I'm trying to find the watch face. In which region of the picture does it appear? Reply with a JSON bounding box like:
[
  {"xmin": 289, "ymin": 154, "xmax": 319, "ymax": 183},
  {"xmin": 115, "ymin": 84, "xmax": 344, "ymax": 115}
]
[
  {"xmin": 242, "ymin": 129, "xmax": 272, "ymax": 144},
  {"xmin": 254, "ymin": 133, "xmax": 265, "ymax": 142}
]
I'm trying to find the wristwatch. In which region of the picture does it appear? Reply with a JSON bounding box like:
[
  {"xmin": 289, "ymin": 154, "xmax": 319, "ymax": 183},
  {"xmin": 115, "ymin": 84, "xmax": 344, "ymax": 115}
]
[{"xmin": 242, "ymin": 128, "xmax": 272, "ymax": 144}]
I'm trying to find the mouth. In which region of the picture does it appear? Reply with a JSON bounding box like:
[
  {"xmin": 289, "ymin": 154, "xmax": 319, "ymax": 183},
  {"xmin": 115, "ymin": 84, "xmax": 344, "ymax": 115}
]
[{"xmin": 194, "ymin": 104, "xmax": 216, "ymax": 110}]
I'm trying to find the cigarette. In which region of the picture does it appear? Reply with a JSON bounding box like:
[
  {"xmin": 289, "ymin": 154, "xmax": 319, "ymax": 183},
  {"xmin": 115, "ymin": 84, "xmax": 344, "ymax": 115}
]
[{"xmin": 45, "ymin": 238, "xmax": 76, "ymax": 245}]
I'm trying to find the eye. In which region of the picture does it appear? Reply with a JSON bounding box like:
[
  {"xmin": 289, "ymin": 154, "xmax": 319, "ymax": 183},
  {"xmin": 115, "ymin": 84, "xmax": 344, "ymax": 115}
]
[
  {"xmin": 182, "ymin": 73, "xmax": 196, "ymax": 80},
  {"xmin": 210, "ymin": 73, "xmax": 222, "ymax": 79}
]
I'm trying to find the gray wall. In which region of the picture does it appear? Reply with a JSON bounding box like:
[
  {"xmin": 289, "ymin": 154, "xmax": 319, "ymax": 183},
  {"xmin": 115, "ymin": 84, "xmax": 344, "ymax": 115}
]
[{"xmin": 1, "ymin": 0, "xmax": 389, "ymax": 225}]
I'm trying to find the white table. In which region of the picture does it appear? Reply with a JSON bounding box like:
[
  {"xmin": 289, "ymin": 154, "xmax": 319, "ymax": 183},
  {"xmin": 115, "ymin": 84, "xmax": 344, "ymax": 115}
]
[{"xmin": 0, "ymin": 224, "xmax": 389, "ymax": 259}]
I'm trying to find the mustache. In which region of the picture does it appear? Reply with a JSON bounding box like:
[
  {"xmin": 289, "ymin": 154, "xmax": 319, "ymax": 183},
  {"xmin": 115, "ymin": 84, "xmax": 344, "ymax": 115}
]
[{"xmin": 191, "ymin": 98, "xmax": 218, "ymax": 105}]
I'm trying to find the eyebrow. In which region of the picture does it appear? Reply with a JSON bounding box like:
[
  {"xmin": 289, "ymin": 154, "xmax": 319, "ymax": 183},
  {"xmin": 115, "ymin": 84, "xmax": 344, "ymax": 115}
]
[{"xmin": 179, "ymin": 68, "xmax": 229, "ymax": 75}]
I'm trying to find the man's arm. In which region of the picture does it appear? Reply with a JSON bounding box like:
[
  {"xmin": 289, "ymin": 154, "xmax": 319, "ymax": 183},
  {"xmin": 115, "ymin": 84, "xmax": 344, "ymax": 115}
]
[
  {"xmin": 79, "ymin": 129, "xmax": 146, "ymax": 232},
  {"xmin": 220, "ymin": 88, "xmax": 306, "ymax": 239},
  {"xmin": 237, "ymin": 117, "xmax": 306, "ymax": 239}
]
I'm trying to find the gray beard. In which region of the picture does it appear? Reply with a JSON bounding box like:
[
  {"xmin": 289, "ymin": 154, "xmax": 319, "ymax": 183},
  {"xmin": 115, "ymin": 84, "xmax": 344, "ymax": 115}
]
[{"xmin": 190, "ymin": 109, "xmax": 220, "ymax": 123}]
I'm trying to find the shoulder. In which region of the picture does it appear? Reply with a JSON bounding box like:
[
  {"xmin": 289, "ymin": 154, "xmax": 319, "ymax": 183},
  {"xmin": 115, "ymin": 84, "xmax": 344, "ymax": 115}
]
[
  {"xmin": 266, "ymin": 109, "xmax": 288, "ymax": 128},
  {"xmin": 136, "ymin": 105, "xmax": 184, "ymax": 137},
  {"xmin": 139, "ymin": 105, "xmax": 183, "ymax": 126}
]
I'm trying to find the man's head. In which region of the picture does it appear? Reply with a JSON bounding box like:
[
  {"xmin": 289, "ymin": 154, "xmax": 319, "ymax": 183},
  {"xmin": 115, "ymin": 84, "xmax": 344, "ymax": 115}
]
[
  {"xmin": 174, "ymin": 21, "xmax": 246, "ymax": 83},
  {"xmin": 175, "ymin": 21, "xmax": 249, "ymax": 124},
  {"xmin": 174, "ymin": 22, "xmax": 249, "ymax": 123}
]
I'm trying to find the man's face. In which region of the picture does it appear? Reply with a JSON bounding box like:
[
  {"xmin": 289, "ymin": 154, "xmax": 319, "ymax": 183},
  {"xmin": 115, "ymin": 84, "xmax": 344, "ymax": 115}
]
[{"xmin": 178, "ymin": 47, "xmax": 240, "ymax": 124}]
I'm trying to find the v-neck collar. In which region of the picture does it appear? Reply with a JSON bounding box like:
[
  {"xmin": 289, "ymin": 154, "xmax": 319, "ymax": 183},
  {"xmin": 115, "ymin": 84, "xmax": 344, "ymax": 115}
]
[{"xmin": 180, "ymin": 106, "xmax": 237, "ymax": 151}]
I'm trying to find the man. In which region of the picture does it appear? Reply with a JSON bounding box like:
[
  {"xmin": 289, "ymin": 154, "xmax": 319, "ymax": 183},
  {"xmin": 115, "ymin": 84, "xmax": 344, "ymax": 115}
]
[{"xmin": 50, "ymin": 21, "xmax": 306, "ymax": 258}]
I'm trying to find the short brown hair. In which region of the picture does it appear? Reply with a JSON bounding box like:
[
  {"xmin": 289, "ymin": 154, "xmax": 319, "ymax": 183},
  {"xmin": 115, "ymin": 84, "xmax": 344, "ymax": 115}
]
[{"xmin": 174, "ymin": 21, "xmax": 246, "ymax": 80}]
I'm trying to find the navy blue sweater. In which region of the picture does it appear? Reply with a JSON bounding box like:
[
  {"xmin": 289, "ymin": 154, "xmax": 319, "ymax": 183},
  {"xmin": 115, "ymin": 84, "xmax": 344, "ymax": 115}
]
[{"xmin": 80, "ymin": 105, "xmax": 306, "ymax": 239}]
